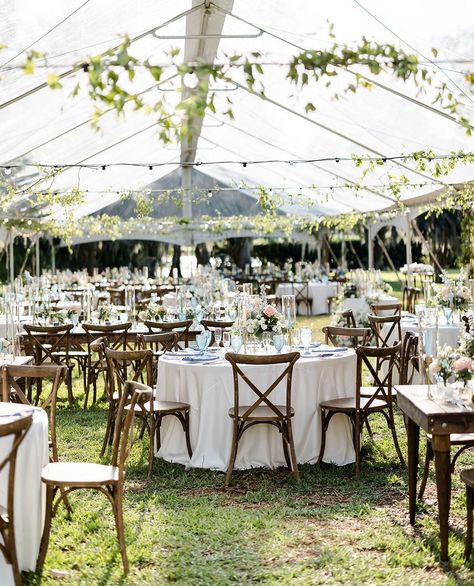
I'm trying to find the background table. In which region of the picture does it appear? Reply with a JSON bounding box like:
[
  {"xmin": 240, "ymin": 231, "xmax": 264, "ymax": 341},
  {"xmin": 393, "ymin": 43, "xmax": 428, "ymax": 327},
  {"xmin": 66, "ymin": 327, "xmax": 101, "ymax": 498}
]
[
  {"xmin": 276, "ymin": 282, "xmax": 338, "ymax": 315},
  {"xmin": 156, "ymin": 351, "xmax": 357, "ymax": 471},
  {"xmin": 341, "ymin": 295, "xmax": 398, "ymax": 317},
  {"xmin": 0, "ymin": 402, "xmax": 48, "ymax": 576},
  {"xmin": 382, "ymin": 317, "xmax": 460, "ymax": 356}
]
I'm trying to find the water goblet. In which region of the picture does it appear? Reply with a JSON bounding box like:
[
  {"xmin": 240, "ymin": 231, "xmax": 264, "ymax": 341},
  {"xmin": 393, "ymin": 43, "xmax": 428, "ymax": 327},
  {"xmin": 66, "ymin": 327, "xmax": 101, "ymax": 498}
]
[
  {"xmin": 272, "ymin": 334, "xmax": 285, "ymax": 353},
  {"xmin": 300, "ymin": 327, "xmax": 312, "ymax": 354},
  {"xmin": 203, "ymin": 330, "xmax": 212, "ymax": 352},
  {"xmin": 230, "ymin": 333, "xmax": 243, "ymax": 353},
  {"xmin": 70, "ymin": 312, "xmax": 79, "ymax": 329},
  {"xmin": 195, "ymin": 333, "xmax": 207, "ymax": 355},
  {"xmin": 292, "ymin": 328, "xmax": 301, "ymax": 349},
  {"xmin": 214, "ymin": 327, "xmax": 222, "ymax": 348}
]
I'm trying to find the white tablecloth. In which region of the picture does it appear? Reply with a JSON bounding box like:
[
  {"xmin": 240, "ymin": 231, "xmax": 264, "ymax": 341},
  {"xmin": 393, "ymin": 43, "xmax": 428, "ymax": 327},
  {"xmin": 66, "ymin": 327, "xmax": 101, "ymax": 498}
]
[
  {"xmin": 156, "ymin": 351, "xmax": 357, "ymax": 471},
  {"xmin": 275, "ymin": 282, "xmax": 339, "ymax": 315},
  {"xmin": 341, "ymin": 295, "xmax": 398, "ymax": 317},
  {"xmin": 382, "ymin": 318, "xmax": 460, "ymax": 356},
  {"xmin": 0, "ymin": 403, "xmax": 48, "ymax": 578}
]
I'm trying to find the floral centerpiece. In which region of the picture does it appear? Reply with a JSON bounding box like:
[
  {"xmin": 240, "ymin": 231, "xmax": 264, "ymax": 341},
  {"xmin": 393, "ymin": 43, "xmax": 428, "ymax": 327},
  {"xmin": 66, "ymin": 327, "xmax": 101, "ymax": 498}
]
[
  {"xmin": 141, "ymin": 302, "xmax": 167, "ymax": 322},
  {"xmin": 244, "ymin": 299, "xmax": 286, "ymax": 338},
  {"xmin": 428, "ymin": 345, "xmax": 454, "ymax": 384},
  {"xmin": 97, "ymin": 303, "xmax": 114, "ymax": 323},
  {"xmin": 453, "ymin": 283, "xmax": 472, "ymax": 311}
]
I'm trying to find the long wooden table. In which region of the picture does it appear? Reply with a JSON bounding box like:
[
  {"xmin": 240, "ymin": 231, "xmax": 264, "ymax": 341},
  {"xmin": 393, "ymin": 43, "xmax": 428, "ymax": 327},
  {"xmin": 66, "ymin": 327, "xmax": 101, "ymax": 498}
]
[{"xmin": 396, "ymin": 384, "xmax": 474, "ymax": 560}]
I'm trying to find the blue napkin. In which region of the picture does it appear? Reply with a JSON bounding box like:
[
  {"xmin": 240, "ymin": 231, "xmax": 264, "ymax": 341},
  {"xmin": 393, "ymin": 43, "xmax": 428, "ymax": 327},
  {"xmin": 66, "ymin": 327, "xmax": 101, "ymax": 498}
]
[
  {"xmin": 312, "ymin": 347, "xmax": 347, "ymax": 353},
  {"xmin": 181, "ymin": 355, "xmax": 220, "ymax": 363}
]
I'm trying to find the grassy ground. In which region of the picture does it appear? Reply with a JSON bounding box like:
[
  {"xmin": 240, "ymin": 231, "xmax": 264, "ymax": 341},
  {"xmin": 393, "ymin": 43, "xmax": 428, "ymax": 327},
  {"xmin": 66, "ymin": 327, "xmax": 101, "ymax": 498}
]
[{"xmin": 25, "ymin": 275, "xmax": 474, "ymax": 585}]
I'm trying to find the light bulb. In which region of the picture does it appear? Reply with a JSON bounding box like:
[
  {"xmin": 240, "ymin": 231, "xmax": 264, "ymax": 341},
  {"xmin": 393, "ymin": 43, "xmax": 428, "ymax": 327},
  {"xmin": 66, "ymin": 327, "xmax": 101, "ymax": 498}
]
[
  {"xmin": 183, "ymin": 71, "xmax": 199, "ymax": 89},
  {"xmin": 3, "ymin": 167, "xmax": 11, "ymax": 176}
]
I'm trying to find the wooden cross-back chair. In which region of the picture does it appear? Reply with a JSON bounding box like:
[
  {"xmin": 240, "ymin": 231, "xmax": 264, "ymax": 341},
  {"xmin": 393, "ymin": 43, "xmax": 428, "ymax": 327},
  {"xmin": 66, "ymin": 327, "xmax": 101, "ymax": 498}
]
[
  {"xmin": 370, "ymin": 302, "xmax": 402, "ymax": 317},
  {"xmin": 317, "ymin": 343, "xmax": 404, "ymax": 477},
  {"xmin": 224, "ymin": 352, "xmax": 300, "ymax": 488},
  {"xmin": 322, "ymin": 326, "xmax": 371, "ymax": 348},
  {"xmin": 367, "ymin": 313, "xmax": 402, "ymax": 374},
  {"xmin": 291, "ymin": 282, "xmax": 312, "ymax": 316},
  {"xmin": 81, "ymin": 322, "xmax": 132, "ymax": 408},
  {"xmin": 399, "ymin": 330, "xmax": 420, "ymax": 386},
  {"xmin": 143, "ymin": 319, "xmax": 193, "ymax": 348},
  {"xmin": 100, "ymin": 346, "xmax": 153, "ymax": 458},
  {"xmin": 22, "ymin": 324, "xmax": 79, "ymax": 407},
  {"xmin": 37, "ymin": 384, "xmax": 148, "ymax": 575},
  {"xmin": 402, "ymin": 286, "xmax": 421, "ymax": 313},
  {"xmin": 200, "ymin": 319, "xmax": 235, "ymax": 346},
  {"xmin": 0, "ymin": 413, "xmax": 33, "ymax": 586},
  {"xmin": 136, "ymin": 332, "xmax": 179, "ymax": 382}
]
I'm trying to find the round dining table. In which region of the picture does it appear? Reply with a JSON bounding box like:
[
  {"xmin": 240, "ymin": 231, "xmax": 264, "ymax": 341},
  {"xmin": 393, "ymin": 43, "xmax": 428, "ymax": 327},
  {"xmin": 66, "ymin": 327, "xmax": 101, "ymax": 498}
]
[
  {"xmin": 0, "ymin": 402, "xmax": 48, "ymax": 581},
  {"xmin": 275, "ymin": 282, "xmax": 339, "ymax": 315},
  {"xmin": 156, "ymin": 349, "xmax": 357, "ymax": 471}
]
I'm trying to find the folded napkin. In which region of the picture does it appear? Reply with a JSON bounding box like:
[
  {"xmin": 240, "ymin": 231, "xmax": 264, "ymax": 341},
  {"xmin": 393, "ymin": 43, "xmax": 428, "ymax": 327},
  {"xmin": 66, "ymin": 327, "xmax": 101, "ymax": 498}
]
[
  {"xmin": 165, "ymin": 350, "xmax": 199, "ymax": 357},
  {"xmin": 181, "ymin": 355, "xmax": 220, "ymax": 363},
  {"xmin": 311, "ymin": 346, "xmax": 347, "ymax": 353}
]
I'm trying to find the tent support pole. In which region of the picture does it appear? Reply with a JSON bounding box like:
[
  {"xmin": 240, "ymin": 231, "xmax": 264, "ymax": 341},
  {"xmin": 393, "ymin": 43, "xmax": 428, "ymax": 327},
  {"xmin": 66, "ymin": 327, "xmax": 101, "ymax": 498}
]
[
  {"xmin": 367, "ymin": 224, "xmax": 375, "ymax": 269},
  {"xmin": 405, "ymin": 215, "xmax": 413, "ymax": 286},
  {"xmin": 36, "ymin": 236, "xmax": 40, "ymax": 277},
  {"xmin": 51, "ymin": 239, "xmax": 56, "ymax": 275},
  {"xmin": 9, "ymin": 231, "xmax": 14, "ymax": 286}
]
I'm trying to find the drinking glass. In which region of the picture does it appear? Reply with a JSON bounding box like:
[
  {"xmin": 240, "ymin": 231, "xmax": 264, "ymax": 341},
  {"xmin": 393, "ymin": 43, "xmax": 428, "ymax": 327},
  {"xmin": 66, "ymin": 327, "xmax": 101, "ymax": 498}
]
[
  {"xmin": 196, "ymin": 333, "xmax": 207, "ymax": 355},
  {"xmin": 204, "ymin": 330, "xmax": 212, "ymax": 351},
  {"xmin": 300, "ymin": 327, "xmax": 312, "ymax": 354},
  {"xmin": 231, "ymin": 333, "xmax": 243, "ymax": 353},
  {"xmin": 292, "ymin": 328, "xmax": 301, "ymax": 348},
  {"xmin": 222, "ymin": 331, "xmax": 231, "ymax": 353},
  {"xmin": 272, "ymin": 334, "xmax": 285, "ymax": 353},
  {"xmin": 262, "ymin": 331, "xmax": 271, "ymax": 353},
  {"xmin": 214, "ymin": 327, "xmax": 222, "ymax": 347}
]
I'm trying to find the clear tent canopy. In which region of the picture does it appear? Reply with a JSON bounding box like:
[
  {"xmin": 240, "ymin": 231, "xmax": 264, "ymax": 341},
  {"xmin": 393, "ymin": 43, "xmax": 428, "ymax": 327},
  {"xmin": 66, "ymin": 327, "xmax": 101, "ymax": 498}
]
[{"xmin": 0, "ymin": 0, "xmax": 473, "ymax": 247}]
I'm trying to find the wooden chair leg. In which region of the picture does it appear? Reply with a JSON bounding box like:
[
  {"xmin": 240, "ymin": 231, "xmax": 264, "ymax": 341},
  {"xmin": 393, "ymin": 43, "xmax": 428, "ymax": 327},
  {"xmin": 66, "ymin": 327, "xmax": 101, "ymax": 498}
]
[
  {"xmin": 286, "ymin": 420, "xmax": 300, "ymax": 480},
  {"xmin": 418, "ymin": 441, "xmax": 433, "ymax": 500},
  {"xmin": 184, "ymin": 411, "xmax": 192, "ymax": 459},
  {"xmin": 317, "ymin": 408, "xmax": 328, "ymax": 466},
  {"xmin": 147, "ymin": 415, "xmax": 156, "ymax": 481},
  {"xmin": 100, "ymin": 403, "xmax": 115, "ymax": 458},
  {"xmin": 36, "ymin": 485, "xmax": 56, "ymax": 572},
  {"xmin": 224, "ymin": 421, "xmax": 239, "ymax": 488},
  {"xmin": 466, "ymin": 486, "xmax": 473, "ymax": 560},
  {"xmin": 112, "ymin": 487, "xmax": 129, "ymax": 574},
  {"xmin": 354, "ymin": 413, "xmax": 361, "ymax": 479}
]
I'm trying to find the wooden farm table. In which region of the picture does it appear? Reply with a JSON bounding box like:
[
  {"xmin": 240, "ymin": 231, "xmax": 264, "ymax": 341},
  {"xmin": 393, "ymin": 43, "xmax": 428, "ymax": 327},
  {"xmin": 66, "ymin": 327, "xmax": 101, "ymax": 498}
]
[{"xmin": 396, "ymin": 384, "xmax": 474, "ymax": 560}]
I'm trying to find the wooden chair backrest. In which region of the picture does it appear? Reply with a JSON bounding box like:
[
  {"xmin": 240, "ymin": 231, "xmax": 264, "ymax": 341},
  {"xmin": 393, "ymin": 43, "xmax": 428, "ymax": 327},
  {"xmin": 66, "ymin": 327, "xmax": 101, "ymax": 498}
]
[
  {"xmin": 355, "ymin": 343, "xmax": 401, "ymax": 411},
  {"xmin": 370, "ymin": 303, "xmax": 401, "ymax": 316},
  {"xmin": 291, "ymin": 282, "xmax": 311, "ymax": 301},
  {"xmin": 225, "ymin": 352, "xmax": 300, "ymax": 421},
  {"xmin": 1, "ymin": 364, "xmax": 67, "ymax": 462},
  {"xmin": 104, "ymin": 347, "xmax": 153, "ymax": 403},
  {"xmin": 322, "ymin": 326, "xmax": 371, "ymax": 348},
  {"xmin": 367, "ymin": 314, "xmax": 402, "ymax": 348},
  {"xmin": 23, "ymin": 324, "xmax": 73, "ymax": 366},
  {"xmin": 143, "ymin": 319, "xmax": 193, "ymax": 347},
  {"xmin": 400, "ymin": 331, "xmax": 419, "ymax": 385},
  {"xmin": 136, "ymin": 332, "xmax": 179, "ymax": 380},
  {"xmin": 402, "ymin": 286, "xmax": 421, "ymax": 313},
  {"xmin": 82, "ymin": 322, "xmax": 131, "ymax": 353},
  {"xmin": 340, "ymin": 310, "xmax": 356, "ymax": 328}
]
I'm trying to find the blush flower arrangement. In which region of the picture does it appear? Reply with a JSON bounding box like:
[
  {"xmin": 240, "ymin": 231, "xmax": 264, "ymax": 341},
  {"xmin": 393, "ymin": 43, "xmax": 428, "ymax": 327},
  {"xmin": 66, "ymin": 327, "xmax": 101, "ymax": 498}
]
[{"xmin": 244, "ymin": 300, "xmax": 286, "ymax": 337}]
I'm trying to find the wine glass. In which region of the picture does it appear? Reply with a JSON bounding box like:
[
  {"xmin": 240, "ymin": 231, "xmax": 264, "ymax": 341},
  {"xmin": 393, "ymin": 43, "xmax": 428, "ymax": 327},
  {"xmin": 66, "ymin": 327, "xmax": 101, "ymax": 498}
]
[
  {"xmin": 231, "ymin": 333, "xmax": 243, "ymax": 353},
  {"xmin": 204, "ymin": 330, "xmax": 212, "ymax": 352},
  {"xmin": 70, "ymin": 312, "xmax": 79, "ymax": 329},
  {"xmin": 214, "ymin": 327, "xmax": 222, "ymax": 348},
  {"xmin": 272, "ymin": 334, "xmax": 285, "ymax": 353},
  {"xmin": 300, "ymin": 327, "xmax": 312, "ymax": 355}
]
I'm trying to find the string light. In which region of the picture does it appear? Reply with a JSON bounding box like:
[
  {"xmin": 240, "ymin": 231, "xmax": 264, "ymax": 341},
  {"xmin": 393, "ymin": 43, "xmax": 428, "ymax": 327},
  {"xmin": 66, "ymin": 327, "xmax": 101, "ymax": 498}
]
[
  {"xmin": 0, "ymin": 152, "xmax": 469, "ymax": 172},
  {"xmin": 3, "ymin": 167, "xmax": 11, "ymax": 176}
]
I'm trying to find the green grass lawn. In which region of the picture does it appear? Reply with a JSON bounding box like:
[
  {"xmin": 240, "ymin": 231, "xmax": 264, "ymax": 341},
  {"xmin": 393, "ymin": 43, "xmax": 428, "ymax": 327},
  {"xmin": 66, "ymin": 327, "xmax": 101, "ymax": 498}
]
[{"xmin": 24, "ymin": 276, "xmax": 474, "ymax": 585}]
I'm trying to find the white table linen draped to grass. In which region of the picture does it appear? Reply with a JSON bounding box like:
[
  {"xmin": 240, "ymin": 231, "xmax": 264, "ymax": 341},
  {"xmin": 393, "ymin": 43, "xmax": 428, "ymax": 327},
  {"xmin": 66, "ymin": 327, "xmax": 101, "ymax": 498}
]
[
  {"xmin": 275, "ymin": 283, "xmax": 339, "ymax": 315},
  {"xmin": 156, "ymin": 352, "xmax": 356, "ymax": 471},
  {"xmin": 0, "ymin": 402, "xmax": 48, "ymax": 579}
]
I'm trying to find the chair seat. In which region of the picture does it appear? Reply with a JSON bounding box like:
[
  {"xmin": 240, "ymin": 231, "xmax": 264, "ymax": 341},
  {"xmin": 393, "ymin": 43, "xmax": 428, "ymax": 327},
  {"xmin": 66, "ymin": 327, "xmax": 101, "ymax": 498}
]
[
  {"xmin": 126, "ymin": 400, "xmax": 190, "ymax": 414},
  {"xmin": 41, "ymin": 461, "xmax": 119, "ymax": 487},
  {"xmin": 228, "ymin": 405, "xmax": 294, "ymax": 420},
  {"xmin": 360, "ymin": 386, "xmax": 396, "ymax": 398},
  {"xmin": 319, "ymin": 396, "xmax": 388, "ymax": 412},
  {"xmin": 53, "ymin": 351, "xmax": 88, "ymax": 357},
  {"xmin": 460, "ymin": 468, "xmax": 474, "ymax": 487}
]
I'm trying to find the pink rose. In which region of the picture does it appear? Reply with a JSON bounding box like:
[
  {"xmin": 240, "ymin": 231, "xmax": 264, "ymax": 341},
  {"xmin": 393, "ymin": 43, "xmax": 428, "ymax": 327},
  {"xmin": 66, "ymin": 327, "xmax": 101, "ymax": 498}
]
[
  {"xmin": 441, "ymin": 285, "xmax": 451, "ymax": 297},
  {"xmin": 263, "ymin": 305, "xmax": 277, "ymax": 318},
  {"xmin": 453, "ymin": 356, "xmax": 473, "ymax": 372}
]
